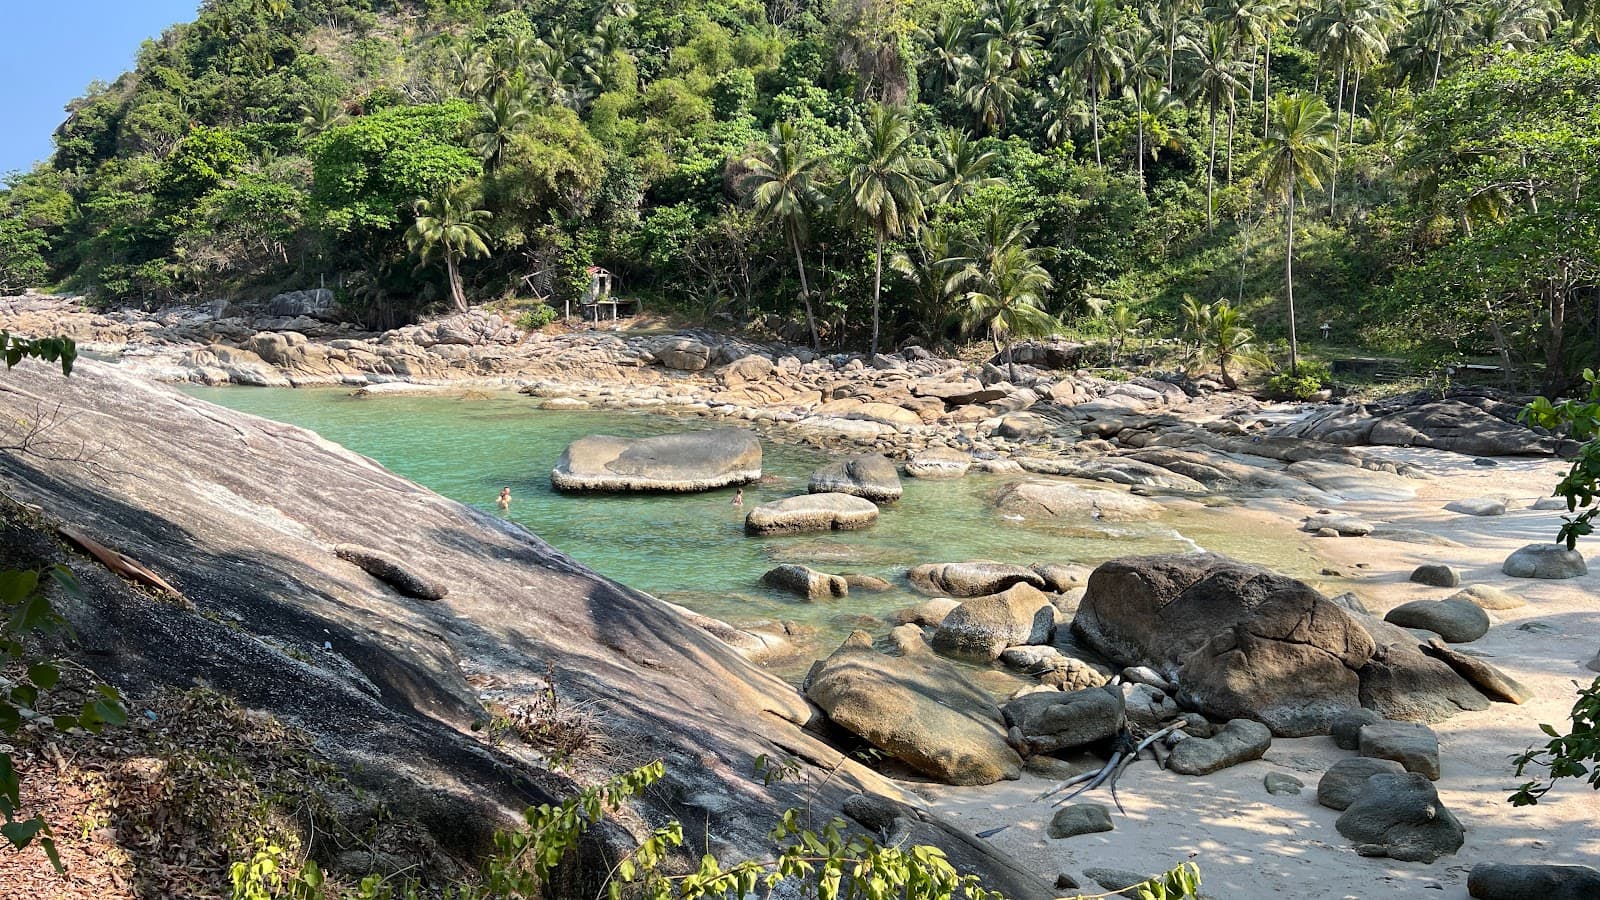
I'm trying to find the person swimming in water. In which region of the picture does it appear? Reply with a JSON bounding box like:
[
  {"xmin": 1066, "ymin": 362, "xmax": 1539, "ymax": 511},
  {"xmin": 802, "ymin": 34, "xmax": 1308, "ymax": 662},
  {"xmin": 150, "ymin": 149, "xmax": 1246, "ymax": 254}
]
[
  {"xmin": 497, "ymin": 487, "xmax": 512, "ymax": 510},
  {"xmin": 732, "ymin": 487, "xmax": 744, "ymax": 507}
]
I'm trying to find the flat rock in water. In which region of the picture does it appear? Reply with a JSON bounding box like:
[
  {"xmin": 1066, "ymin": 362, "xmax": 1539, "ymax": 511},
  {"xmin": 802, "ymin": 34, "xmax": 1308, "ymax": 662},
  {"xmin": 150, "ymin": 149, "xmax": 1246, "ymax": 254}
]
[
  {"xmin": 891, "ymin": 598, "xmax": 962, "ymax": 627},
  {"xmin": 762, "ymin": 565, "xmax": 848, "ymax": 601},
  {"xmin": 808, "ymin": 453, "xmax": 903, "ymax": 503},
  {"xmin": 905, "ymin": 447, "xmax": 972, "ymax": 479},
  {"xmin": 804, "ymin": 632, "xmax": 1021, "ymax": 785},
  {"xmin": 1017, "ymin": 457, "xmax": 1207, "ymax": 494},
  {"xmin": 993, "ymin": 481, "xmax": 1163, "ymax": 523},
  {"xmin": 1468, "ymin": 863, "xmax": 1600, "ymax": 900},
  {"xmin": 1503, "ymin": 543, "xmax": 1588, "ymax": 579},
  {"xmin": 1385, "ymin": 598, "xmax": 1488, "ymax": 643},
  {"xmin": 552, "ymin": 428, "xmax": 761, "ymax": 492},
  {"xmin": 746, "ymin": 493, "xmax": 880, "ymax": 535},
  {"xmin": 1451, "ymin": 584, "xmax": 1525, "ymax": 610},
  {"xmin": 1318, "ymin": 757, "xmax": 1407, "ymax": 811},
  {"xmin": 908, "ymin": 560, "xmax": 1046, "ymax": 597},
  {"xmin": 1447, "ymin": 497, "xmax": 1507, "ymax": 516},
  {"xmin": 1360, "ymin": 721, "xmax": 1441, "ymax": 780},
  {"xmin": 1167, "ymin": 719, "xmax": 1272, "ymax": 775},
  {"xmin": 1301, "ymin": 514, "xmax": 1373, "ymax": 536},
  {"xmin": 333, "ymin": 544, "xmax": 448, "ymax": 600},
  {"xmin": 1048, "ymin": 803, "xmax": 1114, "ymax": 839},
  {"xmin": 1336, "ymin": 773, "xmax": 1463, "ymax": 863}
]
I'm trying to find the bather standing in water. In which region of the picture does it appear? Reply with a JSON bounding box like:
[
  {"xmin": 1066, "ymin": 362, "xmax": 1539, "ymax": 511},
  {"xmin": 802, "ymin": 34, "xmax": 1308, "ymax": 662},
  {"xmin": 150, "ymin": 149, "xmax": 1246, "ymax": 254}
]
[
  {"xmin": 732, "ymin": 487, "xmax": 744, "ymax": 507},
  {"xmin": 497, "ymin": 486, "xmax": 512, "ymax": 510}
]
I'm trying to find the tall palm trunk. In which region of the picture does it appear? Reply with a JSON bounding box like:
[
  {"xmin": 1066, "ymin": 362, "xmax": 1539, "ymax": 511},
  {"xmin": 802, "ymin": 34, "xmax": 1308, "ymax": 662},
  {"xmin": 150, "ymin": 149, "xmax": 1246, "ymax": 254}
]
[
  {"xmin": 1286, "ymin": 179, "xmax": 1299, "ymax": 376},
  {"xmin": 1261, "ymin": 39, "xmax": 1273, "ymax": 139},
  {"xmin": 1348, "ymin": 69, "xmax": 1361, "ymax": 148},
  {"xmin": 1006, "ymin": 336, "xmax": 1018, "ymax": 383},
  {"xmin": 1207, "ymin": 96, "xmax": 1218, "ymax": 233},
  {"xmin": 790, "ymin": 227, "xmax": 820, "ymax": 349},
  {"xmin": 1091, "ymin": 80, "xmax": 1103, "ymax": 166},
  {"xmin": 1329, "ymin": 62, "xmax": 1346, "ymax": 216},
  {"xmin": 1431, "ymin": 46, "xmax": 1443, "ymax": 89},
  {"xmin": 1137, "ymin": 106, "xmax": 1146, "ymax": 184},
  {"xmin": 1226, "ymin": 99, "xmax": 1236, "ymax": 183},
  {"xmin": 871, "ymin": 230, "xmax": 885, "ymax": 357},
  {"xmin": 446, "ymin": 252, "xmax": 468, "ymax": 313}
]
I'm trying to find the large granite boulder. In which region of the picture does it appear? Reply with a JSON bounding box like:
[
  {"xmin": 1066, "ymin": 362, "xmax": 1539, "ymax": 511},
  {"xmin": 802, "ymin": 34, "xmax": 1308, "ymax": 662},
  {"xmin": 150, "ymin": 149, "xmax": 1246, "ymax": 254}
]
[
  {"xmin": 762, "ymin": 565, "xmax": 848, "ymax": 601},
  {"xmin": 1503, "ymin": 543, "xmax": 1588, "ymax": 579},
  {"xmin": 653, "ymin": 336, "xmax": 713, "ymax": 371},
  {"xmin": 1336, "ymin": 773, "xmax": 1464, "ymax": 862},
  {"xmin": 1167, "ymin": 719, "xmax": 1272, "ymax": 775},
  {"xmin": 0, "ymin": 361, "xmax": 1052, "ymax": 897},
  {"xmin": 809, "ymin": 453, "xmax": 903, "ymax": 503},
  {"xmin": 552, "ymin": 429, "xmax": 761, "ymax": 492},
  {"xmin": 1317, "ymin": 758, "xmax": 1407, "ymax": 811},
  {"xmin": 1002, "ymin": 687, "xmax": 1124, "ymax": 753},
  {"xmin": 1468, "ymin": 863, "xmax": 1600, "ymax": 900},
  {"xmin": 745, "ymin": 493, "xmax": 880, "ymax": 535},
  {"xmin": 1281, "ymin": 398, "xmax": 1562, "ymax": 456},
  {"xmin": 993, "ymin": 482, "xmax": 1163, "ymax": 523},
  {"xmin": 908, "ymin": 561, "xmax": 1047, "ymax": 598},
  {"xmin": 804, "ymin": 633, "xmax": 1023, "ymax": 785},
  {"xmin": 1072, "ymin": 554, "xmax": 1488, "ymax": 735},
  {"xmin": 1385, "ymin": 598, "xmax": 1489, "ymax": 643},
  {"xmin": 906, "ymin": 447, "xmax": 972, "ymax": 479},
  {"xmin": 1359, "ymin": 721, "xmax": 1441, "ymax": 780},
  {"xmin": 930, "ymin": 583, "xmax": 1057, "ymax": 659}
]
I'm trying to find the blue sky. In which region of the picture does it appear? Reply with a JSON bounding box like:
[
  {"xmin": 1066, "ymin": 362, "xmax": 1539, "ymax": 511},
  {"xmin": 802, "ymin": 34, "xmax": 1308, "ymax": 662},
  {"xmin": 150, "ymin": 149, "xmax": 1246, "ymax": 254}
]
[{"xmin": 1, "ymin": 1, "xmax": 200, "ymax": 176}]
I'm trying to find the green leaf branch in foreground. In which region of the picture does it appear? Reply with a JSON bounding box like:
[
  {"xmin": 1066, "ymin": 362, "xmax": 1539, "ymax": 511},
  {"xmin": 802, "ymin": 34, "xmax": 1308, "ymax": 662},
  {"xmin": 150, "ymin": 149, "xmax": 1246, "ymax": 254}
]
[{"xmin": 0, "ymin": 332, "xmax": 77, "ymax": 376}]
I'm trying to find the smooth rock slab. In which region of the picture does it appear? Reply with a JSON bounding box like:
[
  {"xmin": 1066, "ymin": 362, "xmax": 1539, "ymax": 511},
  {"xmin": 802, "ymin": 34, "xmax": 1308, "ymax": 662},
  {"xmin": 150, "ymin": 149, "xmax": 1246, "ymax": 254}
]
[
  {"xmin": 1048, "ymin": 804, "xmax": 1114, "ymax": 839},
  {"xmin": 932, "ymin": 584, "xmax": 1057, "ymax": 660},
  {"xmin": 1360, "ymin": 721, "xmax": 1441, "ymax": 780},
  {"xmin": 1337, "ymin": 773, "xmax": 1463, "ymax": 863},
  {"xmin": 905, "ymin": 447, "xmax": 972, "ymax": 479},
  {"xmin": 993, "ymin": 481, "xmax": 1163, "ymax": 523},
  {"xmin": 1385, "ymin": 598, "xmax": 1489, "ymax": 643},
  {"xmin": 1301, "ymin": 514, "xmax": 1374, "ymax": 536},
  {"xmin": 1468, "ymin": 863, "xmax": 1600, "ymax": 900},
  {"xmin": 1318, "ymin": 757, "xmax": 1407, "ymax": 811},
  {"xmin": 1447, "ymin": 497, "xmax": 1507, "ymax": 516},
  {"xmin": 746, "ymin": 493, "xmax": 879, "ymax": 535},
  {"xmin": 908, "ymin": 560, "xmax": 1046, "ymax": 598},
  {"xmin": 1503, "ymin": 543, "xmax": 1587, "ymax": 579},
  {"xmin": 1420, "ymin": 639, "xmax": 1532, "ymax": 704},
  {"xmin": 808, "ymin": 453, "xmax": 903, "ymax": 503},
  {"xmin": 1451, "ymin": 584, "xmax": 1525, "ymax": 610},
  {"xmin": 762, "ymin": 565, "xmax": 848, "ymax": 601},
  {"xmin": 1167, "ymin": 719, "xmax": 1272, "ymax": 775},
  {"xmin": 1081, "ymin": 868, "xmax": 1154, "ymax": 899},
  {"xmin": 552, "ymin": 429, "xmax": 761, "ymax": 492}
]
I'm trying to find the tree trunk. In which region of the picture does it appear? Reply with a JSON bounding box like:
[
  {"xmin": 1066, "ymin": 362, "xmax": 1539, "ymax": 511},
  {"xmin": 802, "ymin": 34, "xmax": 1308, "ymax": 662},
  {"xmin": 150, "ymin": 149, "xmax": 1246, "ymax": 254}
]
[
  {"xmin": 1226, "ymin": 99, "xmax": 1236, "ymax": 183},
  {"xmin": 1349, "ymin": 69, "xmax": 1361, "ymax": 149},
  {"xmin": 1432, "ymin": 46, "xmax": 1442, "ymax": 89},
  {"xmin": 792, "ymin": 233, "xmax": 819, "ymax": 349},
  {"xmin": 1091, "ymin": 80, "xmax": 1102, "ymax": 166},
  {"xmin": 446, "ymin": 252, "xmax": 468, "ymax": 313},
  {"xmin": 1207, "ymin": 96, "xmax": 1218, "ymax": 233},
  {"xmin": 1286, "ymin": 180, "xmax": 1299, "ymax": 376},
  {"xmin": 871, "ymin": 229, "xmax": 884, "ymax": 357},
  {"xmin": 1329, "ymin": 63, "xmax": 1345, "ymax": 217},
  {"xmin": 1007, "ymin": 337, "xmax": 1017, "ymax": 383},
  {"xmin": 1137, "ymin": 104, "xmax": 1146, "ymax": 185},
  {"xmin": 1219, "ymin": 354, "xmax": 1237, "ymax": 389},
  {"xmin": 1262, "ymin": 39, "xmax": 1272, "ymax": 139}
]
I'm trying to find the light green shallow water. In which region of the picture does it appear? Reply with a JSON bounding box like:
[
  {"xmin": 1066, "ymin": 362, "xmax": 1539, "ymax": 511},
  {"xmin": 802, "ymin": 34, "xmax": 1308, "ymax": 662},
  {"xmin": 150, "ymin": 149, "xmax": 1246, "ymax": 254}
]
[{"xmin": 184, "ymin": 387, "xmax": 1319, "ymax": 674}]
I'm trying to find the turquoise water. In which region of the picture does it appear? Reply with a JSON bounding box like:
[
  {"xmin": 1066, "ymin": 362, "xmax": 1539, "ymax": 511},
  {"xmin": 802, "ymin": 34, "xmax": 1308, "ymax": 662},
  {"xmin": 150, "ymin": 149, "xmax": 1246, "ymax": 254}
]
[{"xmin": 184, "ymin": 387, "xmax": 1317, "ymax": 672}]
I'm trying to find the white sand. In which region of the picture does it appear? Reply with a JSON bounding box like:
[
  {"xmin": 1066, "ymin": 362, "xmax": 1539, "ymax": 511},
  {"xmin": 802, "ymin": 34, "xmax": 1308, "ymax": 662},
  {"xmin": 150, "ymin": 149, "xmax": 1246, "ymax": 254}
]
[{"xmin": 919, "ymin": 451, "xmax": 1600, "ymax": 899}]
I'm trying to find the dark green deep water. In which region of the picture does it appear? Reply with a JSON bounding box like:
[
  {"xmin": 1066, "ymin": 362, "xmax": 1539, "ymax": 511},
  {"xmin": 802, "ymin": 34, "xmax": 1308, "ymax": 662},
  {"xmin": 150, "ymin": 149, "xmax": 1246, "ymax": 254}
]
[{"xmin": 185, "ymin": 387, "xmax": 1312, "ymax": 672}]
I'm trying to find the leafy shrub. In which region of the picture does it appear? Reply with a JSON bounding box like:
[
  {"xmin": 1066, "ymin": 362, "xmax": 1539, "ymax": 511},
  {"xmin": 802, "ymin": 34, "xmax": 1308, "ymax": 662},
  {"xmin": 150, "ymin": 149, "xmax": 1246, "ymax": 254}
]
[
  {"xmin": 1264, "ymin": 360, "xmax": 1332, "ymax": 400},
  {"xmin": 515, "ymin": 304, "xmax": 557, "ymax": 331}
]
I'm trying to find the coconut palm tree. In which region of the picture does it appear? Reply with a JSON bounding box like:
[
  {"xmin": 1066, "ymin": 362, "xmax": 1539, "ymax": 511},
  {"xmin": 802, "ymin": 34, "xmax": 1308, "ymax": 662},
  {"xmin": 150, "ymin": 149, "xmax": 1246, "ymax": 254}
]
[
  {"xmin": 890, "ymin": 224, "xmax": 965, "ymax": 342},
  {"xmin": 299, "ymin": 95, "xmax": 345, "ymax": 138},
  {"xmin": 1186, "ymin": 22, "xmax": 1245, "ymax": 231},
  {"xmin": 975, "ymin": 0, "xmax": 1049, "ymax": 71},
  {"xmin": 745, "ymin": 121, "xmax": 826, "ymax": 349},
  {"xmin": 1411, "ymin": 0, "xmax": 1479, "ymax": 87},
  {"xmin": 1056, "ymin": 0, "xmax": 1129, "ymax": 166},
  {"xmin": 928, "ymin": 128, "xmax": 1003, "ymax": 205},
  {"xmin": 920, "ymin": 16, "xmax": 973, "ymax": 97},
  {"xmin": 1199, "ymin": 299, "xmax": 1269, "ymax": 388},
  {"xmin": 838, "ymin": 103, "xmax": 930, "ymax": 357},
  {"xmin": 1145, "ymin": 0, "xmax": 1202, "ymax": 91},
  {"xmin": 473, "ymin": 90, "xmax": 530, "ymax": 173},
  {"xmin": 406, "ymin": 183, "xmax": 493, "ymax": 314},
  {"xmin": 1302, "ymin": 0, "xmax": 1397, "ymax": 215},
  {"xmin": 961, "ymin": 45, "xmax": 1025, "ymax": 134},
  {"xmin": 1033, "ymin": 75, "xmax": 1093, "ymax": 148},
  {"xmin": 1179, "ymin": 293, "xmax": 1213, "ymax": 358},
  {"xmin": 1252, "ymin": 94, "xmax": 1337, "ymax": 375},
  {"xmin": 1103, "ymin": 299, "xmax": 1153, "ymax": 365},
  {"xmin": 958, "ymin": 243, "xmax": 1058, "ymax": 381},
  {"xmin": 1124, "ymin": 29, "xmax": 1169, "ymax": 183}
]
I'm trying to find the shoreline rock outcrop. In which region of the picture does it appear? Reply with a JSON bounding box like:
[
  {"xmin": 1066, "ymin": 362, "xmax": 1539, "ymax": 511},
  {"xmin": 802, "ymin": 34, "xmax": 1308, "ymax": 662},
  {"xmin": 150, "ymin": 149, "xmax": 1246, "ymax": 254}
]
[{"xmin": 551, "ymin": 428, "xmax": 761, "ymax": 492}]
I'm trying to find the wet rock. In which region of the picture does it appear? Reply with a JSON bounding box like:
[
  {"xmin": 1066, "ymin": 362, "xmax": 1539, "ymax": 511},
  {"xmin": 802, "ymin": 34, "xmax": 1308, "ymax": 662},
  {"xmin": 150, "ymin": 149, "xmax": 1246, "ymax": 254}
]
[
  {"xmin": 1318, "ymin": 757, "xmax": 1407, "ymax": 811},
  {"xmin": 1264, "ymin": 772, "xmax": 1304, "ymax": 795},
  {"xmin": 808, "ymin": 453, "xmax": 903, "ymax": 503},
  {"xmin": 906, "ymin": 447, "xmax": 972, "ymax": 479},
  {"xmin": 993, "ymin": 482, "xmax": 1163, "ymax": 523},
  {"xmin": 1301, "ymin": 514, "xmax": 1374, "ymax": 536},
  {"xmin": 931, "ymin": 584, "xmax": 1057, "ymax": 659},
  {"xmin": 1450, "ymin": 585, "xmax": 1525, "ymax": 610},
  {"xmin": 1330, "ymin": 709, "xmax": 1385, "ymax": 750},
  {"xmin": 1336, "ymin": 773, "xmax": 1463, "ymax": 862},
  {"xmin": 805, "ymin": 632, "xmax": 1021, "ymax": 785},
  {"xmin": 909, "ymin": 561, "xmax": 1047, "ymax": 598},
  {"xmin": 1167, "ymin": 719, "xmax": 1272, "ymax": 775},
  {"xmin": 1002, "ymin": 687, "xmax": 1124, "ymax": 753},
  {"xmin": 552, "ymin": 429, "xmax": 761, "ymax": 492},
  {"xmin": 1409, "ymin": 564, "xmax": 1461, "ymax": 588},
  {"xmin": 843, "ymin": 574, "xmax": 893, "ymax": 592},
  {"xmin": 333, "ymin": 545, "xmax": 448, "ymax": 600},
  {"xmin": 1385, "ymin": 598, "xmax": 1489, "ymax": 643},
  {"xmin": 1048, "ymin": 804, "xmax": 1114, "ymax": 839},
  {"xmin": 1467, "ymin": 863, "xmax": 1600, "ymax": 900},
  {"xmin": 746, "ymin": 493, "xmax": 880, "ymax": 535},
  {"xmin": 1017, "ymin": 457, "xmax": 1206, "ymax": 494},
  {"xmin": 1420, "ymin": 640, "xmax": 1532, "ymax": 704},
  {"xmin": 1503, "ymin": 544, "xmax": 1588, "ymax": 579},
  {"xmin": 891, "ymin": 598, "xmax": 962, "ymax": 627},
  {"xmin": 1447, "ymin": 498, "xmax": 1507, "ymax": 517},
  {"xmin": 1032, "ymin": 562, "xmax": 1090, "ymax": 592},
  {"xmin": 762, "ymin": 565, "xmax": 848, "ymax": 601},
  {"xmin": 1360, "ymin": 721, "xmax": 1441, "ymax": 780}
]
